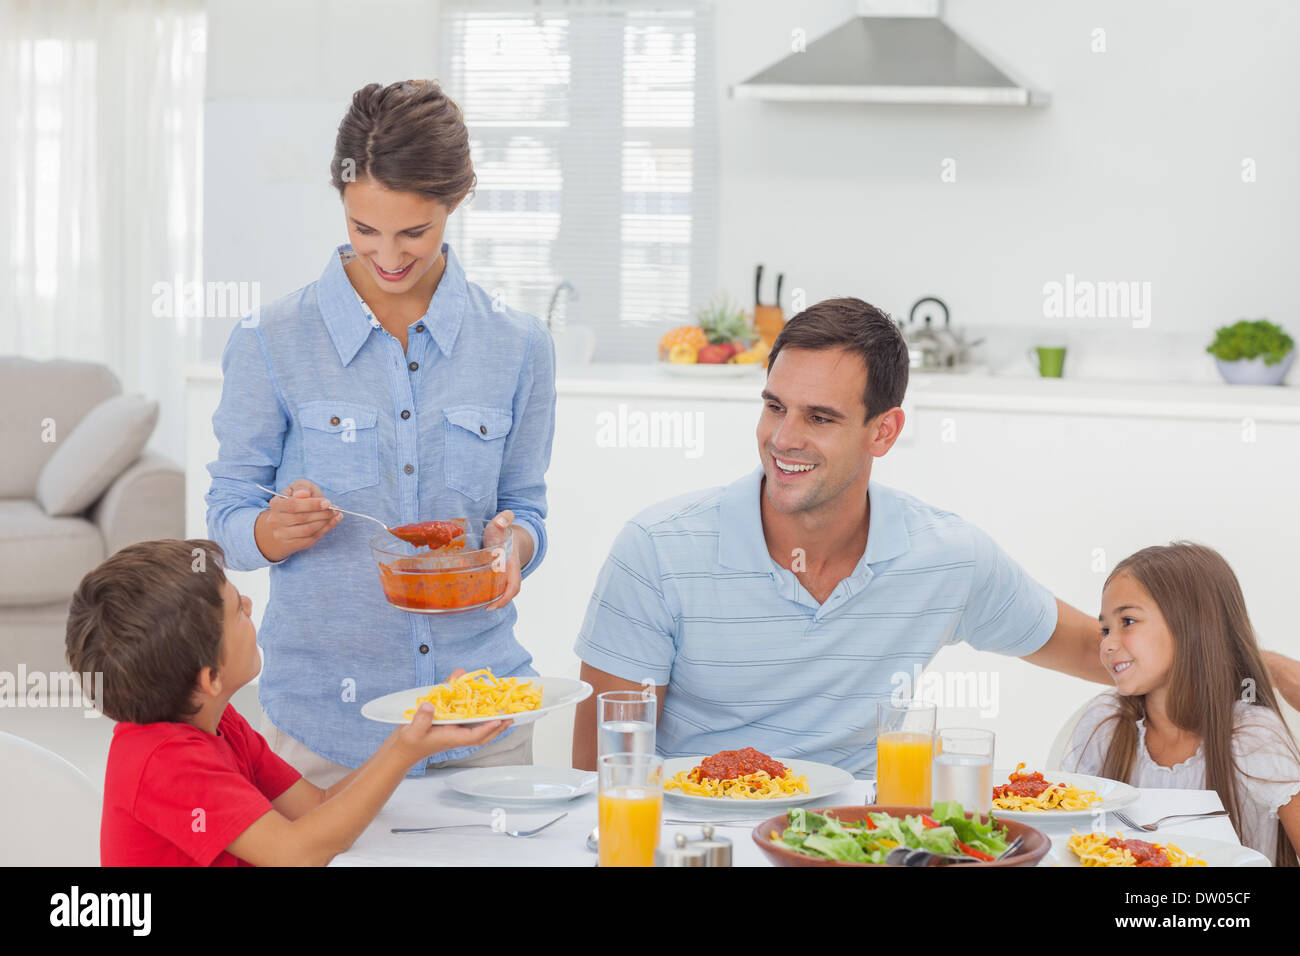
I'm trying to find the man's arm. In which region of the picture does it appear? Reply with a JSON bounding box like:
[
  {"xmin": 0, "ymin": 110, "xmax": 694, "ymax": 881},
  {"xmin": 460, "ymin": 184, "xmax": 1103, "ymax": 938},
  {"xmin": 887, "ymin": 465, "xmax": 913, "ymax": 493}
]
[
  {"xmin": 1021, "ymin": 598, "xmax": 1111, "ymax": 684},
  {"xmin": 1262, "ymin": 650, "xmax": 1300, "ymax": 712},
  {"xmin": 572, "ymin": 664, "xmax": 667, "ymax": 772}
]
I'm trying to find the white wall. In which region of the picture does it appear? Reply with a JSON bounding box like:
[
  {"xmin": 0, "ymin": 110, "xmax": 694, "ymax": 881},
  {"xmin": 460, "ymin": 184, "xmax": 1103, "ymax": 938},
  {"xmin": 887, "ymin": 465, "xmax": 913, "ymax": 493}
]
[
  {"xmin": 205, "ymin": 0, "xmax": 1300, "ymax": 372},
  {"xmin": 714, "ymin": 0, "xmax": 1300, "ymax": 372},
  {"xmin": 202, "ymin": 0, "xmax": 444, "ymax": 361}
]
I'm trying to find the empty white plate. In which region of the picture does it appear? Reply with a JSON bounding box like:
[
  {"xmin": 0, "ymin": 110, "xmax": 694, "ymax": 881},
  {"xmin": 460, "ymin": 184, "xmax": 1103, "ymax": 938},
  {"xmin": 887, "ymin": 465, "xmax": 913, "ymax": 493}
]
[{"xmin": 445, "ymin": 765, "xmax": 597, "ymax": 804}]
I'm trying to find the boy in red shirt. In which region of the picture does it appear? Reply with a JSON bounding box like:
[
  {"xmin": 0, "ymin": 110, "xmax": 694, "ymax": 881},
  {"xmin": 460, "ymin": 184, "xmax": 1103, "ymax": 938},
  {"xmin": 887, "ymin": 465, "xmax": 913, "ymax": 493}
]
[{"xmin": 66, "ymin": 538, "xmax": 510, "ymax": 866}]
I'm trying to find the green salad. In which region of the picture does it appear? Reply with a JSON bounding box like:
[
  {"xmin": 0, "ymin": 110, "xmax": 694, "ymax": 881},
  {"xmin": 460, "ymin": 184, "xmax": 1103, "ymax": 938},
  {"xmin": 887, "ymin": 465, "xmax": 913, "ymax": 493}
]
[{"xmin": 776, "ymin": 801, "xmax": 1010, "ymax": 864}]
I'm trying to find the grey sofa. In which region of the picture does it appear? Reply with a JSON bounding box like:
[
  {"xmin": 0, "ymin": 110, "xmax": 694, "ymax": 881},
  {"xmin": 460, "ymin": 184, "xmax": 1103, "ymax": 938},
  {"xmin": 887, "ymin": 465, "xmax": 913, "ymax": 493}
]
[{"xmin": 0, "ymin": 357, "xmax": 185, "ymax": 621}]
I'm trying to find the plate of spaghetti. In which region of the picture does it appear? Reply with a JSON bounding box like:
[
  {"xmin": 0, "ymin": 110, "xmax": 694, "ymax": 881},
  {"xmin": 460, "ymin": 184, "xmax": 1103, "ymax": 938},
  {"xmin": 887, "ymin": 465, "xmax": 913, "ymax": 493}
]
[
  {"xmin": 990, "ymin": 763, "xmax": 1138, "ymax": 820},
  {"xmin": 662, "ymin": 748, "xmax": 854, "ymax": 805},
  {"xmin": 360, "ymin": 670, "xmax": 592, "ymax": 726},
  {"xmin": 1038, "ymin": 831, "xmax": 1266, "ymax": 867}
]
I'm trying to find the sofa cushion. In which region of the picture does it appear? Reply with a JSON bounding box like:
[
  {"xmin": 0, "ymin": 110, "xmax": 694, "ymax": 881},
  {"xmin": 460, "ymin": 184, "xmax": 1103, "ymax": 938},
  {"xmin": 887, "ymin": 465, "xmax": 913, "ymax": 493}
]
[
  {"xmin": 0, "ymin": 357, "xmax": 121, "ymax": 498},
  {"xmin": 35, "ymin": 395, "xmax": 159, "ymax": 517},
  {"xmin": 0, "ymin": 500, "xmax": 104, "ymax": 606}
]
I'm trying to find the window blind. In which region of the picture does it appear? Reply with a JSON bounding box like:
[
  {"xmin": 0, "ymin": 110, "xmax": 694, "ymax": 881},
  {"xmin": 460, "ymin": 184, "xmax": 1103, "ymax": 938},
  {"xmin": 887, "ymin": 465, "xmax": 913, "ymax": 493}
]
[{"xmin": 440, "ymin": 0, "xmax": 716, "ymax": 362}]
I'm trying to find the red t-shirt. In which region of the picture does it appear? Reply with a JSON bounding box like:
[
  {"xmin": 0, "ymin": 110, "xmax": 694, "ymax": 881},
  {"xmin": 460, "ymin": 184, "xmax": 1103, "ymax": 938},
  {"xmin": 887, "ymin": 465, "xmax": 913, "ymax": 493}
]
[{"xmin": 101, "ymin": 704, "xmax": 302, "ymax": 866}]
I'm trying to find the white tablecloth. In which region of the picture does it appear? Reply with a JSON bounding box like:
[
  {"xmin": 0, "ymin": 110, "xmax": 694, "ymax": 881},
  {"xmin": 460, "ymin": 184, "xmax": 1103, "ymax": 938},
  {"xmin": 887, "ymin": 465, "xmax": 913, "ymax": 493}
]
[{"xmin": 330, "ymin": 770, "xmax": 1238, "ymax": 867}]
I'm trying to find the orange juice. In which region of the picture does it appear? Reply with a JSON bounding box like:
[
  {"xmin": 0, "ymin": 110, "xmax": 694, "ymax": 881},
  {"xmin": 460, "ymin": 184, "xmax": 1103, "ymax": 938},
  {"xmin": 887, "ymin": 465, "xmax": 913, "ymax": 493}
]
[
  {"xmin": 598, "ymin": 786, "xmax": 662, "ymax": 867},
  {"xmin": 876, "ymin": 731, "xmax": 934, "ymax": 806}
]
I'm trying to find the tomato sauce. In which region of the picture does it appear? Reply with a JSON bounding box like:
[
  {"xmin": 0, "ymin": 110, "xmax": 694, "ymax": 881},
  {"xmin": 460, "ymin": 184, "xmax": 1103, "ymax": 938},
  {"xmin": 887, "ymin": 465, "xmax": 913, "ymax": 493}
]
[
  {"xmin": 693, "ymin": 747, "xmax": 788, "ymax": 781},
  {"xmin": 1106, "ymin": 837, "xmax": 1171, "ymax": 867},
  {"xmin": 992, "ymin": 767, "xmax": 1054, "ymax": 800},
  {"xmin": 389, "ymin": 520, "xmax": 467, "ymax": 550},
  {"xmin": 377, "ymin": 558, "xmax": 505, "ymax": 612}
]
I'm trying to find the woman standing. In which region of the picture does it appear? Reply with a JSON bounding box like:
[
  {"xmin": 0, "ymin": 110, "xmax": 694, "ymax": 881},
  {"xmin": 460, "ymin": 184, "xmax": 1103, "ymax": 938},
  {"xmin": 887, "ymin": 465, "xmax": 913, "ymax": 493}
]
[{"xmin": 205, "ymin": 80, "xmax": 556, "ymax": 786}]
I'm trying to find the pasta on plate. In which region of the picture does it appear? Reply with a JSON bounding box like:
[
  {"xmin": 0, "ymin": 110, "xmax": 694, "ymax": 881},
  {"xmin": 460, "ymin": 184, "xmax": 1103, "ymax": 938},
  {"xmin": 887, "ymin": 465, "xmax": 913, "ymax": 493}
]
[
  {"xmin": 403, "ymin": 668, "xmax": 542, "ymax": 720},
  {"xmin": 1067, "ymin": 831, "xmax": 1207, "ymax": 867},
  {"xmin": 664, "ymin": 747, "xmax": 810, "ymax": 799},
  {"xmin": 992, "ymin": 762, "xmax": 1103, "ymax": 811}
]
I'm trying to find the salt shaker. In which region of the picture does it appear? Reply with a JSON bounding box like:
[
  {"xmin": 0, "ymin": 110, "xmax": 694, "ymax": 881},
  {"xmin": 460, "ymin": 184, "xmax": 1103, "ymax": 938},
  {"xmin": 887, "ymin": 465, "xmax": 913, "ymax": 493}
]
[
  {"xmin": 654, "ymin": 832, "xmax": 708, "ymax": 867},
  {"xmin": 691, "ymin": 824, "xmax": 733, "ymax": 867}
]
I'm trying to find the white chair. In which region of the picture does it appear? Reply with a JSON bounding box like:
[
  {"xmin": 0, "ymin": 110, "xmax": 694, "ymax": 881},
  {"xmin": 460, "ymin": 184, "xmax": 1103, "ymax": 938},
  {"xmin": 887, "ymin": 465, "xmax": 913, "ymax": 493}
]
[
  {"xmin": 0, "ymin": 731, "xmax": 101, "ymax": 866},
  {"xmin": 1044, "ymin": 697, "xmax": 1097, "ymax": 771}
]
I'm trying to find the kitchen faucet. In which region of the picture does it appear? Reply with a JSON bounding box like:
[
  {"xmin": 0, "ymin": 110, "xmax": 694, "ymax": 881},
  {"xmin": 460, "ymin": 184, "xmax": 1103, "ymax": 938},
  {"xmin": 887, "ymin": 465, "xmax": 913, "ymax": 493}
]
[{"xmin": 546, "ymin": 280, "xmax": 578, "ymax": 332}]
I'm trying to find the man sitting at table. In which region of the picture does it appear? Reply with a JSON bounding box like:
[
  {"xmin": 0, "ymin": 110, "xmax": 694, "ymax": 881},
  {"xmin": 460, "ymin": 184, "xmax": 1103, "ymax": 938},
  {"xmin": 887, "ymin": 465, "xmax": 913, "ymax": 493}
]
[{"xmin": 572, "ymin": 297, "xmax": 1112, "ymax": 775}]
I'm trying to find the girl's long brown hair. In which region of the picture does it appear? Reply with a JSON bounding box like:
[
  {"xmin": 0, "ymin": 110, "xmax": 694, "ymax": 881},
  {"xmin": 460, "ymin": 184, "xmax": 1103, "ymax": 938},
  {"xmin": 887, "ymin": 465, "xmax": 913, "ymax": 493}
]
[{"xmin": 1086, "ymin": 542, "xmax": 1298, "ymax": 866}]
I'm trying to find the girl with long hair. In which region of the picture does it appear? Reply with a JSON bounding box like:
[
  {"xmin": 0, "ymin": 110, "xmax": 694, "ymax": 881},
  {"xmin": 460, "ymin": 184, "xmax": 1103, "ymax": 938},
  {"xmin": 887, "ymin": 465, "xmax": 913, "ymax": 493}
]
[{"xmin": 1063, "ymin": 542, "xmax": 1300, "ymax": 865}]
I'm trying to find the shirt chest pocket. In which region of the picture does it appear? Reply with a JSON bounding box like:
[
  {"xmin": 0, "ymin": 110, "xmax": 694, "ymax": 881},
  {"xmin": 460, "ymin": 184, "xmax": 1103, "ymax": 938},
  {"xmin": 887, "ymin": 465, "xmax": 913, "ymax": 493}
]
[
  {"xmin": 443, "ymin": 404, "xmax": 513, "ymax": 501},
  {"xmin": 298, "ymin": 400, "xmax": 380, "ymax": 495}
]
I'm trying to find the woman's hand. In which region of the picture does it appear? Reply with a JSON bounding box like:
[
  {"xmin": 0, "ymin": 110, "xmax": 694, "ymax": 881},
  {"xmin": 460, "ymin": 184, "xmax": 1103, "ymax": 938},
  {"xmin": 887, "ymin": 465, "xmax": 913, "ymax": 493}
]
[
  {"xmin": 253, "ymin": 478, "xmax": 344, "ymax": 563},
  {"xmin": 481, "ymin": 510, "xmax": 527, "ymax": 610}
]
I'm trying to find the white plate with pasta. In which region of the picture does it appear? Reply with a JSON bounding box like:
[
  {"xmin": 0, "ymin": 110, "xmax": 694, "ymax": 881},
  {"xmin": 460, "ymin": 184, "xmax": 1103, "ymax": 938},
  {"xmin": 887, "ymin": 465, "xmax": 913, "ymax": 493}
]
[
  {"xmin": 661, "ymin": 754, "xmax": 856, "ymax": 807},
  {"xmin": 1038, "ymin": 832, "xmax": 1269, "ymax": 867},
  {"xmin": 989, "ymin": 765, "xmax": 1140, "ymax": 821},
  {"xmin": 361, "ymin": 673, "xmax": 592, "ymax": 726}
]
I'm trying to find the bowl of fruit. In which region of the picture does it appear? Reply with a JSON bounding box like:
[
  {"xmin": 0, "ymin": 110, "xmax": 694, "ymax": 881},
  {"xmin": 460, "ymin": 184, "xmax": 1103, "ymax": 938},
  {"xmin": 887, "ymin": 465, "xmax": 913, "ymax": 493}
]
[{"xmin": 658, "ymin": 297, "xmax": 771, "ymax": 375}]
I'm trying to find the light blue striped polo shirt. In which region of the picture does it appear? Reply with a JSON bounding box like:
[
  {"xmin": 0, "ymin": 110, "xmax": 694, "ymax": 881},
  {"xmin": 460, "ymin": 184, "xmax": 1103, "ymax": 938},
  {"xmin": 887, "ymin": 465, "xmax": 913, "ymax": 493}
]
[{"xmin": 574, "ymin": 467, "xmax": 1057, "ymax": 777}]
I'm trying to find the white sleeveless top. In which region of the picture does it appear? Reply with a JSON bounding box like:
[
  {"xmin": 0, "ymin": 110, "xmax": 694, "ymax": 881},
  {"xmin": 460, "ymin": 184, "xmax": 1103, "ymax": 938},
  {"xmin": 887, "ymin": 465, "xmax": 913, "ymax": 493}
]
[{"xmin": 1062, "ymin": 689, "xmax": 1300, "ymax": 863}]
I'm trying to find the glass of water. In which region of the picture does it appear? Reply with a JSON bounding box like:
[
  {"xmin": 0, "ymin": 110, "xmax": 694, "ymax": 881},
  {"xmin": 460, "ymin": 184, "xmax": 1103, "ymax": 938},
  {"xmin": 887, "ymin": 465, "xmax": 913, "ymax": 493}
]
[
  {"xmin": 931, "ymin": 728, "xmax": 995, "ymax": 815},
  {"xmin": 597, "ymin": 690, "xmax": 657, "ymax": 758}
]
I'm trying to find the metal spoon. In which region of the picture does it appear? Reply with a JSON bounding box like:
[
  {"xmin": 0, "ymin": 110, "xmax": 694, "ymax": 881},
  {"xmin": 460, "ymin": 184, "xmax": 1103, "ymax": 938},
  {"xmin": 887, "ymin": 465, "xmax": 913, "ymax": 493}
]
[
  {"xmin": 586, "ymin": 826, "xmax": 598, "ymax": 853},
  {"xmin": 255, "ymin": 482, "xmax": 391, "ymax": 533}
]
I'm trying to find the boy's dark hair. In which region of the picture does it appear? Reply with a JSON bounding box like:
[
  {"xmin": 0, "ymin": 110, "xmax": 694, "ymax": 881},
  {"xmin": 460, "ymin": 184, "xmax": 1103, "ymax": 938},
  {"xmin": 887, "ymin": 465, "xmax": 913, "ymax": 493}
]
[
  {"xmin": 767, "ymin": 297, "xmax": 910, "ymax": 422},
  {"xmin": 66, "ymin": 539, "xmax": 229, "ymax": 724}
]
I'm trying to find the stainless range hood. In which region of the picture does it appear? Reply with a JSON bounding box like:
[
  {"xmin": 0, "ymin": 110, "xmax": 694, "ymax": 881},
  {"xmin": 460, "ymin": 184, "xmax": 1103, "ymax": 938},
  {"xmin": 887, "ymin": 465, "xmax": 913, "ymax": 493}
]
[{"xmin": 731, "ymin": 0, "xmax": 1048, "ymax": 107}]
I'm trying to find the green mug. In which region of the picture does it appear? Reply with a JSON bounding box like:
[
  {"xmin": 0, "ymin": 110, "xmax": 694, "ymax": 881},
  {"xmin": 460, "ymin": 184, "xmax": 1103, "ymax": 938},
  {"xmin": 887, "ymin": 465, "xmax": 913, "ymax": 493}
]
[{"xmin": 1028, "ymin": 346, "xmax": 1066, "ymax": 378}]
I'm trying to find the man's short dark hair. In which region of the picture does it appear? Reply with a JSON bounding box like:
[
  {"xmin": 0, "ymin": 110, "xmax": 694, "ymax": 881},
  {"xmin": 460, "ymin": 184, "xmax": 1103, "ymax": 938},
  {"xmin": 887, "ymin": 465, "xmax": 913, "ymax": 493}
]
[
  {"xmin": 65, "ymin": 539, "xmax": 229, "ymax": 724},
  {"xmin": 766, "ymin": 296, "xmax": 910, "ymax": 422}
]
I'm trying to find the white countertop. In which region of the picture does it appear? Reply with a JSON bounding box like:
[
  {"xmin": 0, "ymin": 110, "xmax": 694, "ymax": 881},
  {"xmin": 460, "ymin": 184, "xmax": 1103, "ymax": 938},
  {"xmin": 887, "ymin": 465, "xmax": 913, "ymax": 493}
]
[{"xmin": 185, "ymin": 362, "xmax": 1300, "ymax": 423}]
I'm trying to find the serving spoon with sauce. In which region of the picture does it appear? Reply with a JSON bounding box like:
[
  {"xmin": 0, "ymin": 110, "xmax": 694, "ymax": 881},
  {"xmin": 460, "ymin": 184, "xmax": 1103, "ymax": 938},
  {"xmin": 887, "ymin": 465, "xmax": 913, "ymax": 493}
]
[{"xmin": 254, "ymin": 483, "xmax": 465, "ymax": 549}]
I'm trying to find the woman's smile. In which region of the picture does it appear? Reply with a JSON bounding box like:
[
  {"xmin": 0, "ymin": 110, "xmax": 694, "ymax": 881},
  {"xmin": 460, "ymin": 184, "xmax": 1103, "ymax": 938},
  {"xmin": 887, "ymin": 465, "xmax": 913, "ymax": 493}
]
[{"xmin": 372, "ymin": 258, "xmax": 415, "ymax": 282}]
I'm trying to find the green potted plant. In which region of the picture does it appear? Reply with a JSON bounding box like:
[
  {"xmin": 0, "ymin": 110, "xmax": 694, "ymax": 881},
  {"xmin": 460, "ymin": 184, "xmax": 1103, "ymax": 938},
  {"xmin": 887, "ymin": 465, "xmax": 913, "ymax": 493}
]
[{"xmin": 1206, "ymin": 318, "xmax": 1295, "ymax": 385}]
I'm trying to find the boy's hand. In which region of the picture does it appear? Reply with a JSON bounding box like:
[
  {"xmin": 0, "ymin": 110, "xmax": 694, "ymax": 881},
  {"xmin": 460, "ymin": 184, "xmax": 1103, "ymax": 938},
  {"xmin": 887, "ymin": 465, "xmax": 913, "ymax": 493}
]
[
  {"xmin": 393, "ymin": 668, "xmax": 512, "ymax": 762},
  {"xmin": 396, "ymin": 705, "xmax": 511, "ymax": 763}
]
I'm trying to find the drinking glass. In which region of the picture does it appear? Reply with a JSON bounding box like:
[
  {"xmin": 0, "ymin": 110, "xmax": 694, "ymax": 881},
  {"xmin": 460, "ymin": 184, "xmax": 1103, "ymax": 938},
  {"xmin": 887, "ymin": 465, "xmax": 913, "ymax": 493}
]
[
  {"xmin": 597, "ymin": 690, "xmax": 656, "ymax": 758},
  {"xmin": 932, "ymin": 727, "xmax": 995, "ymax": 815},
  {"xmin": 597, "ymin": 753, "xmax": 664, "ymax": 867},
  {"xmin": 875, "ymin": 700, "xmax": 937, "ymax": 806}
]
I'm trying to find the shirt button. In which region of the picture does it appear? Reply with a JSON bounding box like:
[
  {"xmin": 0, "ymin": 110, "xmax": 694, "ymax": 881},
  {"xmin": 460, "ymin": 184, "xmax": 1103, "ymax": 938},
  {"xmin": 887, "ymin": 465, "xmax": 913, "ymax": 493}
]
[
  {"xmin": 479, "ymin": 424, "xmax": 487, "ymax": 435},
  {"xmin": 404, "ymin": 464, "xmax": 414, "ymax": 475},
  {"xmin": 329, "ymin": 416, "xmax": 340, "ymax": 426},
  {"xmin": 419, "ymin": 644, "xmax": 429, "ymax": 655},
  {"xmin": 408, "ymin": 361, "xmax": 419, "ymax": 372},
  {"xmin": 415, "ymin": 324, "xmax": 425, "ymax": 333},
  {"xmin": 401, "ymin": 409, "xmax": 411, "ymax": 420}
]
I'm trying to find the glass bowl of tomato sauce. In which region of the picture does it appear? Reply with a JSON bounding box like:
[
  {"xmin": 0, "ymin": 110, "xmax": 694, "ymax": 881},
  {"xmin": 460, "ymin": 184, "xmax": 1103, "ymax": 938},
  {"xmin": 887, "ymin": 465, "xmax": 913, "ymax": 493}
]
[{"xmin": 369, "ymin": 518, "xmax": 512, "ymax": 614}]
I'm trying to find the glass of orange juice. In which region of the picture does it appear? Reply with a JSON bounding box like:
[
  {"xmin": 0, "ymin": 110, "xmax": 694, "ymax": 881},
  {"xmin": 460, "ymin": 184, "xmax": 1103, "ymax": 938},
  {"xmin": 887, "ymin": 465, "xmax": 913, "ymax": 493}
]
[
  {"xmin": 597, "ymin": 752, "xmax": 664, "ymax": 867},
  {"xmin": 875, "ymin": 700, "xmax": 937, "ymax": 807}
]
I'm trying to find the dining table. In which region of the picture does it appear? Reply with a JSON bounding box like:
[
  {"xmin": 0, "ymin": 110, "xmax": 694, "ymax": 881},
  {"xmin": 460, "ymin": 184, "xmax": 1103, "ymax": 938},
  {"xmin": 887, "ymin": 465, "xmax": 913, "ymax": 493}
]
[{"xmin": 329, "ymin": 769, "xmax": 1247, "ymax": 867}]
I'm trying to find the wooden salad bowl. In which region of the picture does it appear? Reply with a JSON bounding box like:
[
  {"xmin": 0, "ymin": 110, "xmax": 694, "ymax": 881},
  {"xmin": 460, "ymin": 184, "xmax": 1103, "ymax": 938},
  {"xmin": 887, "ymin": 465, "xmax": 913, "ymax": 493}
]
[{"xmin": 752, "ymin": 805, "xmax": 1051, "ymax": 868}]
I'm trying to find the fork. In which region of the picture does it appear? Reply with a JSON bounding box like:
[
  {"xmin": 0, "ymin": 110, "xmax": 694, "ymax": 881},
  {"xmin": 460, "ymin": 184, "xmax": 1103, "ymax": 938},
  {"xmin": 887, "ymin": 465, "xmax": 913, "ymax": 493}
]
[
  {"xmin": 255, "ymin": 482, "xmax": 392, "ymax": 533},
  {"xmin": 392, "ymin": 812, "xmax": 567, "ymax": 837},
  {"xmin": 884, "ymin": 834, "xmax": 1025, "ymax": 866},
  {"xmin": 1111, "ymin": 809, "xmax": 1229, "ymax": 832}
]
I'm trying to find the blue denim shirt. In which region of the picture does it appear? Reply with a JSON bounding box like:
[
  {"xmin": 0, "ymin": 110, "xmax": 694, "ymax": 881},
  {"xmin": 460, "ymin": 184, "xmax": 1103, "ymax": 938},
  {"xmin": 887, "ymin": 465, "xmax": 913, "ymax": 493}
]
[{"xmin": 205, "ymin": 243, "xmax": 556, "ymax": 771}]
